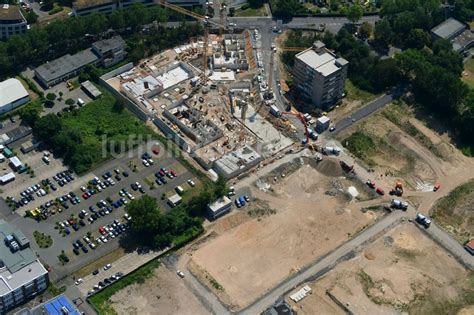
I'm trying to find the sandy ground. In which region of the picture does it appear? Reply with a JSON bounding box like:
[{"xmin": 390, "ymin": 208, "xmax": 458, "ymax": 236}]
[
  {"xmin": 190, "ymin": 163, "xmax": 382, "ymax": 311},
  {"xmin": 336, "ymin": 107, "xmax": 474, "ymax": 213},
  {"xmin": 109, "ymin": 264, "xmax": 209, "ymax": 315},
  {"xmin": 289, "ymin": 223, "xmax": 471, "ymax": 315}
]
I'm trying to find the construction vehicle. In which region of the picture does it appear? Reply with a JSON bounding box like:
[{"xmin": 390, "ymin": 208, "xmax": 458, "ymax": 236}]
[
  {"xmin": 366, "ymin": 179, "xmax": 376, "ymax": 189},
  {"xmin": 390, "ymin": 199, "xmax": 408, "ymax": 211},
  {"xmin": 389, "ymin": 181, "xmax": 404, "ymax": 196},
  {"xmin": 322, "ymin": 146, "xmax": 341, "ymax": 156},
  {"xmin": 340, "ymin": 161, "xmax": 355, "ymax": 173},
  {"xmin": 282, "ymin": 111, "xmax": 310, "ymax": 144},
  {"xmin": 416, "ymin": 213, "xmax": 431, "ymax": 228}
]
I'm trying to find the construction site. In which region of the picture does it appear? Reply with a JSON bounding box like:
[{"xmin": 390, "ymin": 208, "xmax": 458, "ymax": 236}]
[
  {"xmin": 188, "ymin": 156, "xmax": 384, "ymax": 311},
  {"xmin": 286, "ymin": 222, "xmax": 474, "ymax": 315},
  {"xmin": 101, "ymin": 25, "xmax": 294, "ymax": 179}
]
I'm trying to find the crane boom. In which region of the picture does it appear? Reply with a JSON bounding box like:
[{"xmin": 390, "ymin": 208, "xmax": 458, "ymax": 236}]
[{"xmin": 282, "ymin": 111, "xmax": 309, "ymax": 143}]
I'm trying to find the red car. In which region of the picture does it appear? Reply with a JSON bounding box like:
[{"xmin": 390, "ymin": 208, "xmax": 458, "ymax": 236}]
[
  {"xmin": 99, "ymin": 227, "xmax": 106, "ymax": 235},
  {"xmin": 152, "ymin": 147, "xmax": 160, "ymax": 155},
  {"xmin": 433, "ymin": 183, "xmax": 441, "ymax": 191},
  {"xmin": 159, "ymin": 170, "xmax": 165, "ymax": 177},
  {"xmin": 366, "ymin": 180, "xmax": 376, "ymax": 189},
  {"xmin": 170, "ymin": 169, "xmax": 177, "ymax": 177},
  {"xmin": 82, "ymin": 193, "xmax": 89, "ymax": 199},
  {"xmin": 376, "ymin": 187, "xmax": 385, "ymax": 195}
]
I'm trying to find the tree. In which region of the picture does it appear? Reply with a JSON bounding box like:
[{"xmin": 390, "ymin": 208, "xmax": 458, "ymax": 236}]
[
  {"xmin": 46, "ymin": 93, "xmax": 57, "ymax": 101},
  {"xmin": 405, "ymin": 28, "xmax": 430, "ymax": 49},
  {"xmin": 58, "ymin": 91, "xmax": 63, "ymax": 100},
  {"xmin": 19, "ymin": 101, "xmax": 42, "ymax": 127},
  {"xmin": 249, "ymin": 0, "xmax": 264, "ymax": 8},
  {"xmin": 271, "ymin": 0, "xmax": 305, "ymax": 18},
  {"xmin": 373, "ymin": 19, "xmax": 393, "ymax": 49},
  {"xmin": 358, "ymin": 22, "xmax": 373, "ymax": 39},
  {"xmin": 228, "ymin": 7, "xmax": 235, "ymax": 16},
  {"xmin": 347, "ymin": 5, "xmax": 363, "ymax": 24},
  {"xmin": 126, "ymin": 196, "xmax": 162, "ymax": 237},
  {"xmin": 65, "ymin": 98, "xmax": 75, "ymax": 106},
  {"xmin": 33, "ymin": 114, "xmax": 62, "ymax": 145}
]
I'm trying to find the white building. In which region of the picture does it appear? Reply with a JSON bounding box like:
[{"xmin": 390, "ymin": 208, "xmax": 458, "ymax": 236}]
[
  {"xmin": 0, "ymin": 220, "xmax": 49, "ymax": 314},
  {"xmin": 0, "ymin": 5, "xmax": 28, "ymax": 40},
  {"xmin": 0, "ymin": 79, "xmax": 30, "ymax": 115},
  {"xmin": 293, "ymin": 41, "xmax": 348, "ymax": 110},
  {"xmin": 207, "ymin": 196, "xmax": 232, "ymax": 220}
]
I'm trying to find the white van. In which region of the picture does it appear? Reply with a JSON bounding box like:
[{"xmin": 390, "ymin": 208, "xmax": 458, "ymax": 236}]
[
  {"xmin": 175, "ymin": 186, "xmax": 184, "ymax": 195},
  {"xmin": 77, "ymin": 98, "xmax": 85, "ymax": 106}
]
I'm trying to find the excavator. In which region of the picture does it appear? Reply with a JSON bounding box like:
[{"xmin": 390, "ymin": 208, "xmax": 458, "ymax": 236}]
[{"xmin": 389, "ymin": 181, "xmax": 404, "ymax": 196}]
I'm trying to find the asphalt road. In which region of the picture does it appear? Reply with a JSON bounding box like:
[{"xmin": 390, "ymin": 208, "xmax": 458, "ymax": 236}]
[{"xmin": 331, "ymin": 86, "xmax": 405, "ymax": 136}]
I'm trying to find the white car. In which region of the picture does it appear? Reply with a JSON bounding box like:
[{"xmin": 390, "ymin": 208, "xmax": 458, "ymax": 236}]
[
  {"xmin": 177, "ymin": 270, "xmax": 185, "ymax": 278},
  {"xmin": 81, "ymin": 186, "xmax": 87, "ymax": 192},
  {"xmin": 187, "ymin": 179, "xmax": 196, "ymax": 187},
  {"xmin": 104, "ymin": 264, "xmax": 112, "ymax": 270},
  {"xmin": 147, "ymin": 158, "xmax": 154, "ymax": 165},
  {"xmin": 74, "ymin": 278, "xmax": 83, "ymax": 285},
  {"xmin": 142, "ymin": 159, "xmax": 150, "ymax": 167},
  {"xmin": 100, "ymin": 236, "xmax": 108, "ymax": 243}
]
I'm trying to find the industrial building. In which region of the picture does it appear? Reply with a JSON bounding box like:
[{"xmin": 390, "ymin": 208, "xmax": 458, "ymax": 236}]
[
  {"xmin": 73, "ymin": 0, "xmax": 205, "ymax": 16},
  {"xmin": 0, "ymin": 79, "xmax": 30, "ymax": 115},
  {"xmin": 34, "ymin": 36, "xmax": 125, "ymax": 88},
  {"xmin": 15, "ymin": 294, "xmax": 80, "ymax": 315},
  {"xmin": 81, "ymin": 80, "xmax": 102, "ymax": 99},
  {"xmin": 0, "ymin": 220, "xmax": 49, "ymax": 314},
  {"xmin": 431, "ymin": 18, "xmax": 473, "ymax": 54},
  {"xmin": 207, "ymin": 196, "xmax": 232, "ymax": 220},
  {"xmin": 0, "ymin": 4, "xmax": 28, "ymax": 40},
  {"xmin": 92, "ymin": 36, "xmax": 126, "ymax": 67},
  {"xmin": 34, "ymin": 49, "xmax": 100, "ymax": 88},
  {"xmin": 293, "ymin": 41, "xmax": 348, "ymax": 110},
  {"xmin": 0, "ymin": 126, "xmax": 32, "ymax": 146}
]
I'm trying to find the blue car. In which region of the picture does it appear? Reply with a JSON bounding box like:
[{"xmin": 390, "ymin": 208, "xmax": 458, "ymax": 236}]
[
  {"xmin": 239, "ymin": 196, "xmax": 246, "ymax": 206},
  {"xmin": 64, "ymin": 228, "xmax": 70, "ymax": 235}
]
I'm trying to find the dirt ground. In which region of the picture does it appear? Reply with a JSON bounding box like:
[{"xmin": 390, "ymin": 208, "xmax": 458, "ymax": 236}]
[
  {"xmin": 289, "ymin": 223, "xmax": 472, "ymax": 315},
  {"xmin": 108, "ymin": 264, "xmax": 209, "ymax": 315},
  {"xmin": 336, "ymin": 104, "xmax": 474, "ymax": 214},
  {"xmin": 190, "ymin": 163, "xmax": 382, "ymax": 311}
]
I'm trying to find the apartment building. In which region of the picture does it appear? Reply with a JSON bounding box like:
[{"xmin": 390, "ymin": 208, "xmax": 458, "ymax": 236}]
[
  {"xmin": 293, "ymin": 41, "xmax": 348, "ymax": 110},
  {"xmin": 0, "ymin": 4, "xmax": 28, "ymax": 40},
  {"xmin": 0, "ymin": 220, "xmax": 49, "ymax": 314}
]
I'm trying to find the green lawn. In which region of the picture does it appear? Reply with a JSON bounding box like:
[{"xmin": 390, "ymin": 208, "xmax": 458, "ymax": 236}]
[
  {"xmin": 462, "ymin": 58, "xmax": 474, "ymax": 89},
  {"xmin": 345, "ymin": 80, "xmax": 379, "ymax": 103},
  {"xmin": 235, "ymin": 5, "xmax": 268, "ymax": 17}
]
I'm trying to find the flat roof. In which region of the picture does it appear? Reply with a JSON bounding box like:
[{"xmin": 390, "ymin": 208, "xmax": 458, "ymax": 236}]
[
  {"xmin": 208, "ymin": 196, "xmax": 232, "ymax": 213},
  {"xmin": 0, "ymin": 79, "xmax": 29, "ymax": 108},
  {"xmin": 296, "ymin": 48, "xmax": 347, "ymax": 77},
  {"xmin": 0, "ymin": 172, "xmax": 15, "ymax": 182},
  {"xmin": 452, "ymin": 29, "xmax": 474, "ymax": 52},
  {"xmin": 81, "ymin": 80, "xmax": 102, "ymax": 98},
  {"xmin": 0, "ymin": 220, "xmax": 47, "ymax": 296},
  {"xmin": 168, "ymin": 194, "xmax": 182, "ymax": 204},
  {"xmin": 0, "ymin": 5, "xmax": 23, "ymax": 21},
  {"xmin": 431, "ymin": 18, "xmax": 466, "ymax": 39},
  {"xmin": 466, "ymin": 240, "xmax": 474, "ymax": 250},
  {"xmin": 35, "ymin": 49, "xmax": 99, "ymax": 83},
  {"xmin": 16, "ymin": 294, "xmax": 81, "ymax": 315},
  {"xmin": 9, "ymin": 156, "xmax": 22, "ymax": 168},
  {"xmin": 92, "ymin": 36, "xmax": 125, "ymax": 54}
]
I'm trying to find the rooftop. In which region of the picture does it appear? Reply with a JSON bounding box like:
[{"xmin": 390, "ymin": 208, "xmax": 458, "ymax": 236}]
[
  {"xmin": 208, "ymin": 196, "xmax": 232, "ymax": 213},
  {"xmin": 465, "ymin": 240, "xmax": 474, "ymax": 250},
  {"xmin": 0, "ymin": 79, "xmax": 29, "ymax": 108},
  {"xmin": 35, "ymin": 49, "xmax": 99, "ymax": 83},
  {"xmin": 452, "ymin": 29, "xmax": 474, "ymax": 52},
  {"xmin": 81, "ymin": 80, "xmax": 102, "ymax": 98},
  {"xmin": 92, "ymin": 36, "xmax": 125, "ymax": 54},
  {"xmin": 15, "ymin": 294, "xmax": 80, "ymax": 315},
  {"xmin": 296, "ymin": 42, "xmax": 347, "ymax": 77},
  {"xmin": 0, "ymin": 220, "xmax": 48, "ymax": 296},
  {"xmin": 0, "ymin": 4, "xmax": 24, "ymax": 21},
  {"xmin": 431, "ymin": 18, "xmax": 466, "ymax": 40}
]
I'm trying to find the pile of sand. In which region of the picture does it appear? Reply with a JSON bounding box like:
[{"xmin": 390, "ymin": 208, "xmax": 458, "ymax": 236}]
[{"xmin": 316, "ymin": 159, "xmax": 344, "ymax": 177}]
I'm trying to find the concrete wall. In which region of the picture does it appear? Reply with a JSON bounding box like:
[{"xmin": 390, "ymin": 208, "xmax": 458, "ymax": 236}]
[{"xmin": 152, "ymin": 117, "xmax": 191, "ymax": 153}]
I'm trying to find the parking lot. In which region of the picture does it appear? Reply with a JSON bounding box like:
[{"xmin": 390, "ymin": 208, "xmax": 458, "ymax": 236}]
[{"xmin": 2, "ymin": 142, "xmax": 198, "ymax": 281}]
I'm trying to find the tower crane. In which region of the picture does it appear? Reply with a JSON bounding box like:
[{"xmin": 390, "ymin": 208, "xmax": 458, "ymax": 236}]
[{"xmin": 155, "ymin": 1, "xmax": 227, "ymax": 77}]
